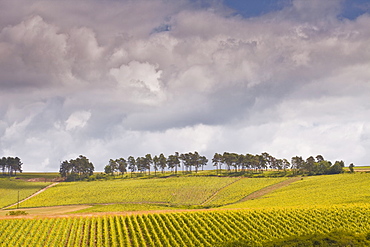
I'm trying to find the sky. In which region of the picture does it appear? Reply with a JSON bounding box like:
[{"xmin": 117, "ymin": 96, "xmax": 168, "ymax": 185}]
[{"xmin": 0, "ymin": 0, "xmax": 370, "ymax": 172}]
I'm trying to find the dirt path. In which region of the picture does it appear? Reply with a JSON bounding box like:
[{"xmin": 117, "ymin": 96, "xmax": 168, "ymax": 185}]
[
  {"xmin": 0, "ymin": 207, "xmax": 240, "ymax": 220},
  {"xmin": 201, "ymin": 177, "xmax": 242, "ymax": 206},
  {"xmin": 3, "ymin": 182, "xmax": 59, "ymax": 209},
  {"xmin": 236, "ymin": 177, "xmax": 301, "ymax": 203}
]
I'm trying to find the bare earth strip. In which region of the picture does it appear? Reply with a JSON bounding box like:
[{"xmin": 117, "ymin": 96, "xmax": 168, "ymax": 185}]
[
  {"xmin": 3, "ymin": 182, "xmax": 60, "ymax": 209},
  {"xmin": 236, "ymin": 177, "xmax": 301, "ymax": 203},
  {"xmin": 201, "ymin": 177, "xmax": 242, "ymax": 206},
  {"xmin": 0, "ymin": 205, "xmax": 91, "ymax": 218}
]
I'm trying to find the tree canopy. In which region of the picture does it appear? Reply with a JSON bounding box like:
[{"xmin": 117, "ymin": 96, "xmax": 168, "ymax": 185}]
[
  {"xmin": 103, "ymin": 152, "xmax": 346, "ymax": 177},
  {"xmin": 0, "ymin": 157, "xmax": 23, "ymax": 176},
  {"xmin": 59, "ymin": 155, "xmax": 94, "ymax": 181}
]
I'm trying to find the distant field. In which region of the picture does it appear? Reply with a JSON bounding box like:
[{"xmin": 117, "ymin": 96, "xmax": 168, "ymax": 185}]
[
  {"xmin": 224, "ymin": 173, "xmax": 370, "ymax": 209},
  {"xmin": 16, "ymin": 177, "xmax": 239, "ymax": 208},
  {"xmin": 14, "ymin": 176, "xmax": 291, "ymax": 210},
  {"xmin": 352, "ymin": 166, "xmax": 370, "ymax": 171},
  {"xmin": 1, "ymin": 205, "xmax": 370, "ymax": 246},
  {"xmin": 0, "ymin": 178, "xmax": 52, "ymax": 209},
  {"xmin": 13, "ymin": 172, "xmax": 60, "ymax": 180}
]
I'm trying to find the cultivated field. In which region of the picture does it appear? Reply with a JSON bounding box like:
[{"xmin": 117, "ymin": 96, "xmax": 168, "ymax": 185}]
[
  {"xmin": 0, "ymin": 178, "xmax": 52, "ymax": 209},
  {"xmin": 12, "ymin": 176, "xmax": 287, "ymax": 209},
  {"xmin": 1, "ymin": 205, "xmax": 370, "ymax": 246},
  {"xmin": 223, "ymin": 173, "xmax": 370, "ymax": 209},
  {"xmin": 1, "ymin": 172, "xmax": 370, "ymax": 246}
]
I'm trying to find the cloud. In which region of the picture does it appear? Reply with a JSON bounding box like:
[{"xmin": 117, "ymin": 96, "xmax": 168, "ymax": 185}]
[
  {"xmin": 110, "ymin": 61, "xmax": 165, "ymax": 104},
  {"xmin": 1, "ymin": 0, "xmax": 370, "ymax": 171},
  {"xmin": 65, "ymin": 111, "xmax": 92, "ymax": 131}
]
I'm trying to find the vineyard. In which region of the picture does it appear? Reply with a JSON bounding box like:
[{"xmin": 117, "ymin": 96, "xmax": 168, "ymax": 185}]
[
  {"xmin": 12, "ymin": 177, "xmax": 286, "ymax": 209},
  {"xmin": 2, "ymin": 173, "xmax": 370, "ymax": 246},
  {"xmin": 0, "ymin": 178, "xmax": 52, "ymax": 209},
  {"xmin": 224, "ymin": 173, "xmax": 370, "ymax": 209},
  {"xmin": 1, "ymin": 205, "xmax": 370, "ymax": 246}
]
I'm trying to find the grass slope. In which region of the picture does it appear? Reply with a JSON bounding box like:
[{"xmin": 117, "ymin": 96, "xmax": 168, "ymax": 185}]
[
  {"xmin": 0, "ymin": 178, "xmax": 52, "ymax": 208},
  {"xmin": 17, "ymin": 177, "xmax": 239, "ymax": 208},
  {"xmin": 223, "ymin": 173, "xmax": 370, "ymax": 209},
  {"xmin": 203, "ymin": 177, "xmax": 288, "ymax": 207},
  {"xmin": 15, "ymin": 176, "xmax": 292, "ymax": 211}
]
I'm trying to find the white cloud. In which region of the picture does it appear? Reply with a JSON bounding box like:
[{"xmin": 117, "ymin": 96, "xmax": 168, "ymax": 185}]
[{"xmin": 65, "ymin": 111, "xmax": 91, "ymax": 131}]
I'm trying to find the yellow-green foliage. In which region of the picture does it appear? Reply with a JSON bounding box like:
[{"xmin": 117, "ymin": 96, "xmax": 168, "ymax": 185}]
[
  {"xmin": 18, "ymin": 177, "xmax": 239, "ymax": 208},
  {"xmin": 203, "ymin": 177, "xmax": 288, "ymax": 206},
  {"xmin": 1, "ymin": 205, "xmax": 370, "ymax": 246},
  {"xmin": 0, "ymin": 179, "xmax": 51, "ymax": 208},
  {"xmin": 224, "ymin": 173, "xmax": 370, "ymax": 209}
]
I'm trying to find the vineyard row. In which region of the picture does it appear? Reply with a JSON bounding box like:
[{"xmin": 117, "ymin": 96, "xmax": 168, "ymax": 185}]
[{"xmin": 1, "ymin": 206, "xmax": 369, "ymax": 246}]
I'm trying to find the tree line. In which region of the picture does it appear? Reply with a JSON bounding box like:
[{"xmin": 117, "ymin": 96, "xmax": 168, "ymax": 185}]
[
  {"xmin": 58, "ymin": 152, "xmax": 350, "ymax": 180},
  {"xmin": 104, "ymin": 152, "xmax": 208, "ymax": 177},
  {"xmin": 0, "ymin": 157, "xmax": 23, "ymax": 176},
  {"xmin": 213, "ymin": 152, "xmax": 347, "ymax": 175},
  {"xmin": 103, "ymin": 152, "xmax": 347, "ymax": 177}
]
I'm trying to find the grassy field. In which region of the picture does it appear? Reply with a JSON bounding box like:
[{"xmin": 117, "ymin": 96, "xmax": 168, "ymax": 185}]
[
  {"xmin": 15, "ymin": 177, "xmax": 239, "ymax": 208},
  {"xmin": 1, "ymin": 205, "xmax": 370, "ymax": 246},
  {"xmin": 14, "ymin": 176, "xmax": 291, "ymax": 210},
  {"xmin": 223, "ymin": 173, "xmax": 370, "ymax": 209},
  {"xmin": 7, "ymin": 172, "xmax": 60, "ymax": 180},
  {"xmin": 348, "ymin": 166, "xmax": 370, "ymax": 171},
  {"xmin": 0, "ymin": 178, "xmax": 52, "ymax": 209}
]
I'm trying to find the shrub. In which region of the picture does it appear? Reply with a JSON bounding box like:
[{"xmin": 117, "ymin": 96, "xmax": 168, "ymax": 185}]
[{"xmin": 6, "ymin": 211, "xmax": 28, "ymax": 216}]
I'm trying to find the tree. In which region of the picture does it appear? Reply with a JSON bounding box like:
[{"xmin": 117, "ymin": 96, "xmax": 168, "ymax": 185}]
[
  {"xmin": 199, "ymin": 155, "xmax": 208, "ymax": 172},
  {"xmin": 159, "ymin": 153, "xmax": 167, "ymax": 173},
  {"xmin": 105, "ymin": 159, "xmax": 118, "ymax": 176},
  {"xmin": 316, "ymin": 155, "xmax": 324, "ymax": 163},
  {"xmin": 246, "ymin": 154, "xmax": 259, "ymax": 172},
  {"xmin": 281, "ymin": 159, "xmax": 290, "ymax": 174},
  {"xmin": 59, "ymin": 155, "xmax": 94, "ymax": 181},
  {"xmin": 261, "ymin": 152, "xmax": 272, "ymax": 170},
  {"xmin": 315, "ymin": 160, "xmax": 331, "ymax": 175},
  {"xmin": 144, "ymin": 154, "xmax": 152, "ymax": 175},
  {"xmin": 212, "ymin": 153, "xmax": 222, "ymax": 175},
  {"xmin": 329, "ymin": 161, "xmax": 344, "ymax": 174},
  {"xmin": 181, "ymin": 153, "xmax": 192, "ymax": 173},
  {"xmin": 349, "ymin": 163, "xmax": 354, "ymax": 173},
  {"xmin": 136, "ymin": 157, "xmax": 146, "ymax": 173},
  {"xmin": 116, "ymin": 158, "xmax": 127, "ymax": 177},
  {"xmin": 173, "ymin": 152, "xmax": 181, "ymax": 174},
  {"xmin": 104, "ymin": 163, "xmax": 113, "ymax": 175},
  {"xmin": 127, "ymin": 156, "xmax": 136, "ymax": 177},
  {"xmin": 291, "ymin": 156, "xmax": 304, "ymax": 175},
  {"xmin": 222, "ymin": 152, "xmax": 236, "ymax": 172},
  {"xmin": 0, "ymin": 157, "xmax": 23, "ymax": 176},
  {"xmin": 304, "ymin": 156, "xmax": 316, "ymax": 174},
  {"xmin": 167, "ymin": 154, "xmax": 177, "ymax": 173},
  {"xmin": 153, "ymin": 155, "xmax": 160, "ymax": 175},
  {"xmin": 192, "ymin": 152, "xmax": 201, "ymax": 173}
]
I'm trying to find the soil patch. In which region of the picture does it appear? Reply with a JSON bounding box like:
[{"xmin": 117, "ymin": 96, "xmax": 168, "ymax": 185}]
[{"xmin": 238, "ymin": 177, "xmax": 301, "ymax": 202}]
